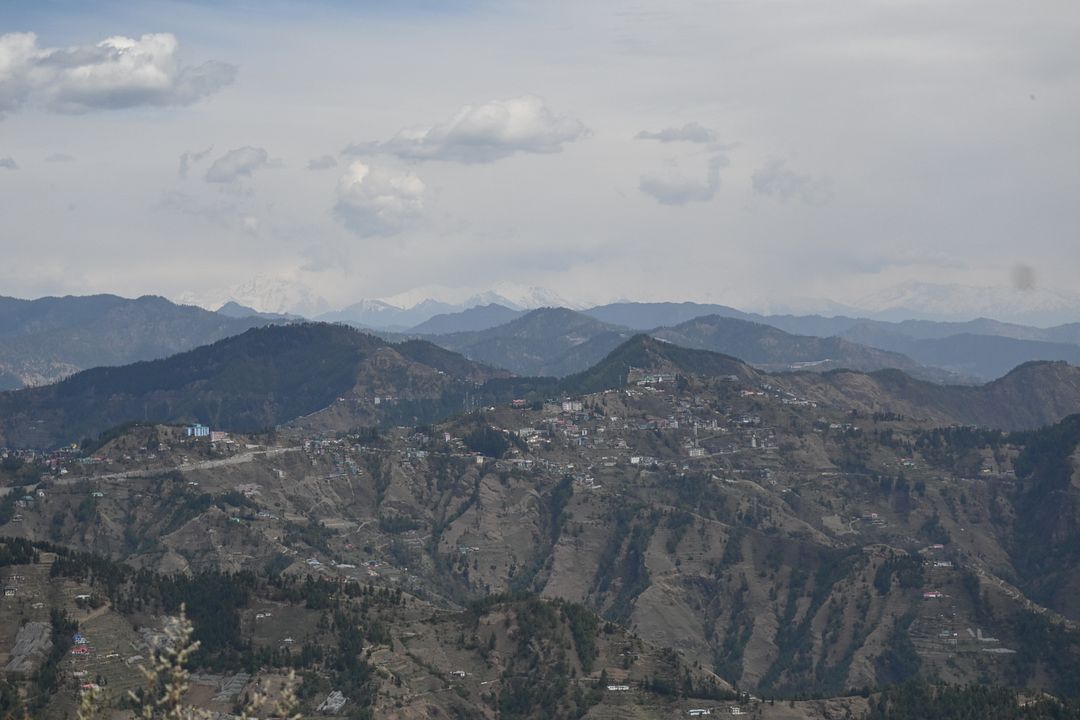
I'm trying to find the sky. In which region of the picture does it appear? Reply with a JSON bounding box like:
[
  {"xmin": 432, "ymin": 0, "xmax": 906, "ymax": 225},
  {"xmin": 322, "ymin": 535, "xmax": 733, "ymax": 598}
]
[{"xmin": 1, "ymin": 0, "xmax": 1079, "ymax": 315}]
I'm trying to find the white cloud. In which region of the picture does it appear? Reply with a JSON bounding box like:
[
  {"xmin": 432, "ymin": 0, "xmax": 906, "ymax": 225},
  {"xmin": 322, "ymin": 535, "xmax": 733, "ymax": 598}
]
[
  {"xmin": 636, "ymin": 122, "xmax": 717, "ymax": 144},
  {"xmin": 205, "ymin": 146, "xmax": 270, "ymax": 183},
  {"xmin": 639, "ymin": 155, "xmax": 727, "ymax": 206},
  {"xmin": 752, "ymin": 159, "xmax": 831, "ymax": 205},
  {"xmin": 307, "ymin": 154, "xmax": 337, "ymax": 170},
  {"xmin": 0, "ymin": 32, "xmax": 235, "ymax": 118},
  {"xmin": 334, "ymin": 161, "xmax": 425, "ymax": 236},
  {"xmin": 45, "ymin": 153, "xmax": 75, "ymax": 163},
  {"xmin": 178, "ymin": 146, "xmax": 212, "ymax": 179},
  {"xmin": 301, "ymin": 242, "xmax": 348, "ymax": 273},
  {"xmin": 0, "ymin": 156, "xmax": 16, "ymax": 170},
  {"xmin": 347, "ymin": 95, "xmax": 587, "ymax": 163}
]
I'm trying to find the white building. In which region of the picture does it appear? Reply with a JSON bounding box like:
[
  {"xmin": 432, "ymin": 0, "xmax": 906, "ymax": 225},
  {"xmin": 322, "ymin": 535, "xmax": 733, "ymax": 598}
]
[{"xmin": 185, "ymin": 424, "xmax": 210, "ymax": 438}]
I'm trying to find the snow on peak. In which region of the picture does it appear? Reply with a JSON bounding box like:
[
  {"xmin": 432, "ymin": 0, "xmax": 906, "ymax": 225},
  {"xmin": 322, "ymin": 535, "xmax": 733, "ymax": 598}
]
[
  {"xmin": 377, "ymin": 283, "xmax": 582, "ymax": 313},
  {"xmin": 854, "ymin": 282, "xmax": 1080, "ymax": 325},
  {"xmin": 175, "ymin": 275, "xmax": 330, "ymax": 317}
]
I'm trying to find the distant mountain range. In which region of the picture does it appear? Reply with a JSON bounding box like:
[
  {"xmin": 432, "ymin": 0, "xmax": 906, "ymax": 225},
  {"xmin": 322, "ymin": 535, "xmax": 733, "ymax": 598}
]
[
  {"xmin": 314, "ymin": 287, "xmax": 577, "ymax": 331},
  {"xmin": 583, "ymin": 301, "xmax": 754, "ymax": 330},
  {"xmin": 651, "ymin": 315, "xmax": 961, "ymax": 382},
  {"xmin": 216, "ymin": 301, "xmax": 298, "ymax": 321},
  {"xmin": 180, "ymin": 277, "xmax": 578, "ymax": 330},
  {"xmin": 837, "ymin": 328, "xmax": 1080, "ymax": 380},
  {"xmin": 423, "ymin": 308, "xmax": 635, "ymax": 378},
  {"xmin": 3, "ymin": 291, "xmax": 1080, "ymax": 397},
  {"xmin": 416, "ymin": 308, "xmax": 963, "ymax": 383},
  {"xmin": 4, "ymin": 322, "xmax": 1080, "ymax": 448},
  {"xmin": 853, "ymin": 281, "xmax": 1080, "ymax": 326},
  {"xmin": 578, "ymin": 303, "xmax": 1080, "ymax": 383},
  {"xmin": 177, "ymin": 275, "xmax": 331, "ymax": 317},
  {"xmin": 316, "ymin": 298, "xmax": 458, "ymax": 331},
  {"xmin": 0, "ymin": 294, "xmax": 283, "ymax": 390},
  {"xmin": 410, "ymin": 303, "xmax": 527, "ymax": 334},
  {"xmin": 177, "ymin": 279, "xmax": 1080, "ymax": 327},
  {"xmin": 377, "ymin": 284, "xmax": 578, "ymax": 314}
]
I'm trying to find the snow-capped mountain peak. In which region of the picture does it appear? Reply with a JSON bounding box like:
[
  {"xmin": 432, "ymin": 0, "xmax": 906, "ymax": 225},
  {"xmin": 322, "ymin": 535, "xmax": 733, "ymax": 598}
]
[
  {"xmin": 462, "ymin": 291, "xmax": 522, "ymax": 310},
  {"xmin": 316, "ymin": 284, "xmax": 584, "ymax": 329},
  {"xmin": 486, "ymin": 283, "xmax": 583, "ymax": 310},
  {"xmin": 374, "ymin": 283, "xmax": 580, "ymax": 311},
  {"xmin": 853, "ymin": 281, "xmax": 1080, "ymax": 326},
  {"xmin": 341, "ymin": 298, "xmax": 403, "ymax": 314},
  {"xmin": 175, "ymin": 274, "xmax": 330, "ymax": 317}
]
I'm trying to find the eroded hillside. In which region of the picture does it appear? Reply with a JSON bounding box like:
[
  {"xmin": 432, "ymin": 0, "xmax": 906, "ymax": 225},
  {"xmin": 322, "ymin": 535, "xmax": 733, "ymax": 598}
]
[{"xmin": 5, "ymin": 364, "xmax": 1080, "ymax": 716}]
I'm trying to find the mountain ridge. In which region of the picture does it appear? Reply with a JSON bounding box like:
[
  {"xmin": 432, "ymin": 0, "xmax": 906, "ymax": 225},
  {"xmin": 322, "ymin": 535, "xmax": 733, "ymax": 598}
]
[
  {"xmin": 0, "ymin": 294, "xmax": 285, "ymax": 389},
  {"xmin": 0, "ymin": 323, "xmax": 506, "ymax": 448},
  {"xmin": 4, "ymin": 326, "xmax": 1079, "ymax": 450},
  {"xmin": 651, "ymin": 314, "xmax": 963, "ymax": 383}
]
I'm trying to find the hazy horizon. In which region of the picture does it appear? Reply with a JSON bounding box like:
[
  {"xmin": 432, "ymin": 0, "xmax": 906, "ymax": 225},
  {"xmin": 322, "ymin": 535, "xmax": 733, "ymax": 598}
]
[{"xmin": 6, "ymin": 279, "xmax": 1080, "ymax": 329}]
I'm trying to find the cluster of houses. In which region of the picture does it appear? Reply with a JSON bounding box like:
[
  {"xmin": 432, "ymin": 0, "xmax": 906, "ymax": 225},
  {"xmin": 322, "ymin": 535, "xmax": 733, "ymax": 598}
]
[
  {"xmin": 70, "ymin": 632, "xmax": 92, "ymax": 656},
  {"xmin": 687, "ymin": 705, "xmax": 746, "ymax": 716},
  {"xmin": 302, "ymin": 438, "xmax": 361, "ymax": 477},
  {"xmin": 1, "ymin": 445, "xmax": 80, "ymax": 478},
  {"xmin": 414, "ymin": 375, "xmax": 799, "ymax": 482}
]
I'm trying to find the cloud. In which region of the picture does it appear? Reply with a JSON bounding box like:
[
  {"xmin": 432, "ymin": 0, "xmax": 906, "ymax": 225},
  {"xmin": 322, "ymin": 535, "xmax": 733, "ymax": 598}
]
[
  {"xmin": 639, "ymin": 155, "xmax": 727, "ymax": 205},
  {"xmin": 205, "ymin": 146, "xmax": 270, "ymax": 183},
  {"xmin": 0, "ymin": 156, "xmax": 17, "ymax": 170},
  {"xmin": 307, "ymin": 154, "xmax": 337, "ymax": 170},
  {"xmin": 0, "ymin": 32, "xmax": 235, "ymax": 118},
  {"xmin": 346, "ymin": 95, "xmax": 587, "ymax": 163},
  {"xmin": 300, "ymin": 242, "xmax": 348, "ymax": 273},
  {"xmin": 45, "ymin": 153, "xmax": 75, "ymax": 163},
  {"xmin": 159, "ymin": 190, "xmax": 264, "ymax": 239},
  {"xmin": 751, "ymin": 159, "xmax": 831, "ymax": 205},
  {"xmin": 1011, "ymin": 263, "xmax": 1036, "ymax": 292},
  {"xmin": 636, "ymin": 122, "xmax": 717, "ymax": 143},
  {"xmin": 160, "ymin": 190, "xmax": 242, "ymax": 227},
  {"xmin": 334, "ymin": 161, "xmax": 425, "ymax": 236},
  {"xmin": 178, "ymin": 146, "xmax": 212, "ymax": 179}
]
